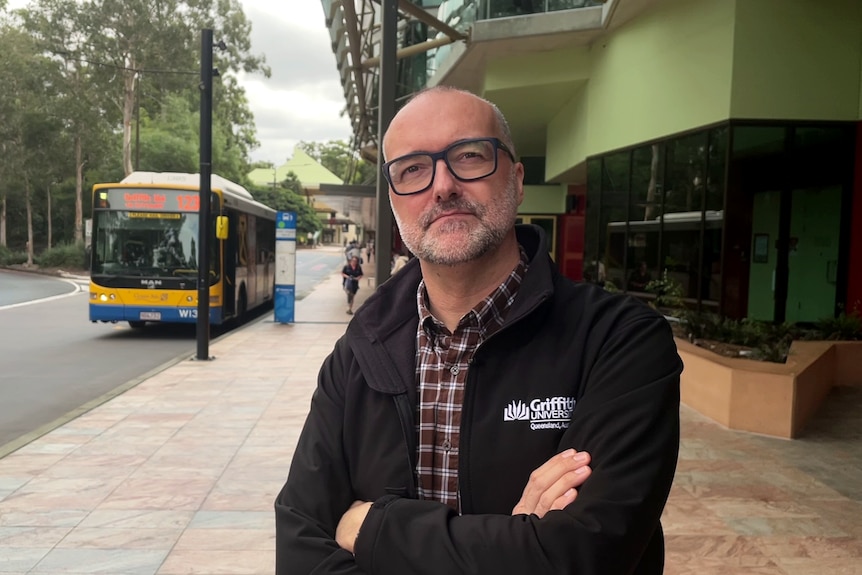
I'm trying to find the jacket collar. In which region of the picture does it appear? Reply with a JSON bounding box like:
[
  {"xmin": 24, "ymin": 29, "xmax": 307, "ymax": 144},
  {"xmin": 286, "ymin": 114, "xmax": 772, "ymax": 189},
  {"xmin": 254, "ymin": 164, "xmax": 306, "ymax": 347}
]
[{"xmin": 348, "ymin": 224, "xmax": 555, "ymax": 394}]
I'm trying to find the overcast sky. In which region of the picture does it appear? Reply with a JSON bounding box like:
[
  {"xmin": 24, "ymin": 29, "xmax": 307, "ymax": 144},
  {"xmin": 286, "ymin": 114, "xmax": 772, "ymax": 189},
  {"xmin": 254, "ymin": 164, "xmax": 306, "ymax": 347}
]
[{"xmin": 238, "ymin": 0, "xmax": 352, "ymax": 166}]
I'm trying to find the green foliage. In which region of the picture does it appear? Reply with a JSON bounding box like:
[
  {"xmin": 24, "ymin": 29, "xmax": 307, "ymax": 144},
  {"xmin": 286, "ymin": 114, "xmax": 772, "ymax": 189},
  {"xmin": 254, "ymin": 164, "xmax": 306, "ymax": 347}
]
[
  {"xmin": 645, "ymin": 269, "xmax": 685, "ymax": 312},
  {"xmin": 751, "ymin": 339, "xmax": 792, "ymax": 363},
  {"xmin": 0, "ymin": 245, "xmax": 27, "ymax": 266},
  {"xmin": 1, "ymin": 0, "xmax": 268, "ymax": 251},
  {"xmin": 36, "ymin": 242, "xmax": 87, "ymax": 270},
  {"xmin": 680, "ymin": 313, "xmax": 797, "ymax": 363},
  {"xmin": 680, "ymin": 305, "xmax": 862, "ymax": 364},
  {"xmin": 298, "ymin": 140, "xmax": 376, "ymax": 185},
  {"xmin": 805, "ymin": 304, "xmax": 862, "ymax": 341}
]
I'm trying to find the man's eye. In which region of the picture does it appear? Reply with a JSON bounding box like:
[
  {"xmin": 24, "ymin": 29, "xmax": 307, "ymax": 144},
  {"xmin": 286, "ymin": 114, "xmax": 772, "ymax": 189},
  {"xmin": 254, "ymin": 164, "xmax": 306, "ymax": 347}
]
[{"xmin": 396, "ymin": 162, "xmax": 427, "ymax": 181}]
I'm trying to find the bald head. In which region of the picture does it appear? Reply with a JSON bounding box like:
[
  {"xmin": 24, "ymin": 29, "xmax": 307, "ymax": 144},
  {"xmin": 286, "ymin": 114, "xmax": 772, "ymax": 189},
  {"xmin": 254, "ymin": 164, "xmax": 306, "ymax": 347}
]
[{"xmin": 382, "ymin": 87, "xmax": 516, "ymax": 162}]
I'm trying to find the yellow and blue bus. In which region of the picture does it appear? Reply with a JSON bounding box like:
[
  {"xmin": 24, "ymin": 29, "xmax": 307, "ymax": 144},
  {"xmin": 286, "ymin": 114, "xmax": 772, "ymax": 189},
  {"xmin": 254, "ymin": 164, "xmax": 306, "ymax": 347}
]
[{"xmin": 89, "ymin": 171, "xmax": 276, "ymax": 327}]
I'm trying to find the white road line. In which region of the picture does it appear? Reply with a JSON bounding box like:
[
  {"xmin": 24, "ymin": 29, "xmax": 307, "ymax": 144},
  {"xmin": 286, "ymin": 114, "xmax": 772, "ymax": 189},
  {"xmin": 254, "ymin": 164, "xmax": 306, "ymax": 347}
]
[{"xmin": 0, "ymin": 278, "xmax": 84, "ymax": 311}]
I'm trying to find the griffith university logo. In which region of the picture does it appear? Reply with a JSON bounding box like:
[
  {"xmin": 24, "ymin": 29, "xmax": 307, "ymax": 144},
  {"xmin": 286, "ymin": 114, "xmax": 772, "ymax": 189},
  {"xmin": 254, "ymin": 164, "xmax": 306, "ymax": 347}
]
[{"xmin": 503, "ymin": 396, "xmax": 576, "ymax": 431}]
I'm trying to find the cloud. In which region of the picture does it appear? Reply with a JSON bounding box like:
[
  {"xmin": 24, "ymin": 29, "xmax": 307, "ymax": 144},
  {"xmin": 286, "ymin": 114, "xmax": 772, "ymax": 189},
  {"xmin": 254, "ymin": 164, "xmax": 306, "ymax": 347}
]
[{"xmin": 239, "ymin": 1, "xmax": 352, "ymax": 165}]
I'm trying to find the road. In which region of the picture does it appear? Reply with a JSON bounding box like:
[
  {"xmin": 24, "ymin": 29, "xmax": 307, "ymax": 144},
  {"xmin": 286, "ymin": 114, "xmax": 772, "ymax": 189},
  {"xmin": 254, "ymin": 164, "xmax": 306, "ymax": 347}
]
[{"xmin": 0, "ymin": 248, "xmax": 347, "ymax": 453}]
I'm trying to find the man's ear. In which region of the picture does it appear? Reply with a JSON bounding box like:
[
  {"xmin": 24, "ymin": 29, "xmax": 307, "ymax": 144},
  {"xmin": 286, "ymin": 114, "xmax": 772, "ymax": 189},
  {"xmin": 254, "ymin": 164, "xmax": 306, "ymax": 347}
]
[{"xmin": 515, "ymin": 163, "xmax": 525, "ymax": 205}]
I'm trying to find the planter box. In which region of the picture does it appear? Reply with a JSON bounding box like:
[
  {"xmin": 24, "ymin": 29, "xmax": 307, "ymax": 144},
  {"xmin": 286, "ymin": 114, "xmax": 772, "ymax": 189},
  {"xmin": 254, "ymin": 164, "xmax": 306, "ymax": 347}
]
[{"xmin": 676, "ymin": 338, "xmax": 862, "ymax": 438}]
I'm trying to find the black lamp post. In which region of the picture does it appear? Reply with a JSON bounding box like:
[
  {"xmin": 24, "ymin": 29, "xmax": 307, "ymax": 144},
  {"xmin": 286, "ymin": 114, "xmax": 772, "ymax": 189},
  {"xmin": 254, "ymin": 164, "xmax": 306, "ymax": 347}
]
[{"xmin": 196, "ymin": 29, "xmax": 216, "ymax": 361}]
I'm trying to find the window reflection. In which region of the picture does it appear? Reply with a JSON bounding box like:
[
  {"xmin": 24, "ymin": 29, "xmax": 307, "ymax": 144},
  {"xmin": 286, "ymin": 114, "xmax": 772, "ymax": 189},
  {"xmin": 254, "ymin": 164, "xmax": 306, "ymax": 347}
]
[
  {"xmin": 583, "ymin": 158, "xmax": 602, "ymax": 284},
  {"xmin": 92, "ymin": 211, "xmax": 207, "ymax": 278},
  {"xmin": 587, "ymin": 126, "xmax": 728, "ymax": 309},
  {"xmin": 600, "ymin": 152, "xmax": 630, "ymax": 290},
  {"xmin": 661, "ymin": 133, "xmax": 707, "ymax": 300},
  {"xmin": 627, "ymin": 144, "xmax": 663, "ymax": 292}
]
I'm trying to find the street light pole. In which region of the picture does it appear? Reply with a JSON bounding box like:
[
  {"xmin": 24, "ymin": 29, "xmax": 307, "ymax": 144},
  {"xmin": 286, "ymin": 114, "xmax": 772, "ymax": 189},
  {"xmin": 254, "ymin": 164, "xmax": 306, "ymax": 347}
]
[{"xmin": 196, "ymin": 28, "xmax": 215, "ymax": 361}]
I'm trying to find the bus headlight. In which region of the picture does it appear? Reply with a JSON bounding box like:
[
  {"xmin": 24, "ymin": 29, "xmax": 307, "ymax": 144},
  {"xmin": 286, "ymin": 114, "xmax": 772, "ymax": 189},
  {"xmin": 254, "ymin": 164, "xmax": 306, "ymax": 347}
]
[{"xmin": 92, "ymin": 293, "xmax": 116, "ymax": 302}]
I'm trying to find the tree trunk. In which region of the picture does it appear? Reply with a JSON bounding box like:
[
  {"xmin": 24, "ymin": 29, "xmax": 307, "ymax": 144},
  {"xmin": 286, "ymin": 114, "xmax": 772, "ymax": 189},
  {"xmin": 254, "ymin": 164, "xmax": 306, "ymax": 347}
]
[
  {"xmin": 75, "ymin": 135, "xmax": 84, "ymax": 245},
  {"xmin": 0, "ymin": 192, "xmax": 6, "ymax": 247},
  {"xmin": 47, "ymin": 183, "xmax": 52, "ymax": 249},
  {"xmin": 25, "ymin": 179, "xmax": 33, "ymax": 266},
  {"xmin": 645, "ymin": 144, "xmax": 659, "ymax": 221},
  {"xmin": 122, "ymin": 67, "xmax": 137, "ymax": 176}
]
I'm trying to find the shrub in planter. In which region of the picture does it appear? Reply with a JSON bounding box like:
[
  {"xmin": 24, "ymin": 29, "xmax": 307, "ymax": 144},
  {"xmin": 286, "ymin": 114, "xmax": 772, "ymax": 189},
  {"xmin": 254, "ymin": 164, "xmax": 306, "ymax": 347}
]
[{"xmin": 806, "ymin": 305, "xmax": 862, "ymax": 341}]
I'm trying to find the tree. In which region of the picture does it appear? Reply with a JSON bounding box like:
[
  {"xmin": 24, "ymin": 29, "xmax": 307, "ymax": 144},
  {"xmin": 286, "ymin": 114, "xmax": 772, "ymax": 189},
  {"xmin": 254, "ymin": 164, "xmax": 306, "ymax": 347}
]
[
  {"xmin": 24, "ymin": 0, "xmax": 268, "ymax": 179},
  {"xmin": 21, "ymin": 0, "xmax": 114, "ymax": 246},
  {"xmin": 251, "ymin": 172, "xmax": 322, "ymax": 238},
  {"xmin": 298, "ymin": 140, "xmax": 377, "ymax": 185},
  {"xmin": 136, "ymin": 94, "xmax": 199, "ymax": 173},
  {"xmin": 0, "ymin": 21, "xmax": 65, "ymax": 257},
  {"xmin": 7, "ymin": 0, "xmax": 270, "ymax": 252}
]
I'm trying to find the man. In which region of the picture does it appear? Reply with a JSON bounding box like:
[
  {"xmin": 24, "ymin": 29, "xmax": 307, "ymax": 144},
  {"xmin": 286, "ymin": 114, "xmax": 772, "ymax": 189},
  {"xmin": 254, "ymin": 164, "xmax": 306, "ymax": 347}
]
[
  {"xmin": 275, "ymin": 87, "xmax": 682, "ymax": 574},
  {"xmin": 346, "ymin": 239, "xmax": 362, "ymax": 264}
]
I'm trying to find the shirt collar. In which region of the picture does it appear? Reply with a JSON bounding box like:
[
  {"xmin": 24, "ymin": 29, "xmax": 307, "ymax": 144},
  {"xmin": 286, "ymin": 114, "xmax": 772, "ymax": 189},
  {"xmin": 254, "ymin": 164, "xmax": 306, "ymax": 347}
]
[{"xmin": 416, "ymin": 245, "xmax": 529, "ymax": 338}]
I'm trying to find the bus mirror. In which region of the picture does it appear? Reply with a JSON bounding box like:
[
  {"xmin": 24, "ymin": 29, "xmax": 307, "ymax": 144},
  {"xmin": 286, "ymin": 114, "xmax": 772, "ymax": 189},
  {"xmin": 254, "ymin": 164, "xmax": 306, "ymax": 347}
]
[{"xmin": 216, "ymin": 216, "xmax": 229, "ymax": 240}]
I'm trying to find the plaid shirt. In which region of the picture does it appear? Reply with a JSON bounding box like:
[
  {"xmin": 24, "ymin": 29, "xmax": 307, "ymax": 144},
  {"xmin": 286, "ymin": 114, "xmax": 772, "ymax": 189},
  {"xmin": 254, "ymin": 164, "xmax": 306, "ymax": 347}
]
[{"xmin": 415, "ymin": 248, "xmax": 528, "ymax": 511}]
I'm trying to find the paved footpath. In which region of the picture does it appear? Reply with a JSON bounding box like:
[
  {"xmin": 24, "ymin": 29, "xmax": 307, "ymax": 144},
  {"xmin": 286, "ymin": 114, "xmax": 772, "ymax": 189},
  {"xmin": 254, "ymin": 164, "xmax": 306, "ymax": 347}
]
[{"xmin": 0, "ymin": 265, "xmax": 860, "ymax": 574}]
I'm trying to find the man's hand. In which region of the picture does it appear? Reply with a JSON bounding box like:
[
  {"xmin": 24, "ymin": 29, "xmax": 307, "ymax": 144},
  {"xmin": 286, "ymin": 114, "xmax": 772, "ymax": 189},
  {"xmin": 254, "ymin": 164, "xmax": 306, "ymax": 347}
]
[
  {"xmin": 512, "ymin": 449, "xmax": 592, "ymax": 518},
  {"xmin": 336, "ymin": 500, "xmax": 372, "ymax": 553}
]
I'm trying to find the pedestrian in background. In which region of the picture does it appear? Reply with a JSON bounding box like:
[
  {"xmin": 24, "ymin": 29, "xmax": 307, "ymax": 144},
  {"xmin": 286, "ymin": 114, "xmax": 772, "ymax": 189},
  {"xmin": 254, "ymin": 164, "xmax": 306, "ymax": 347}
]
[{"xmin": 341, "ymin": 255, "xmax": 363, "ymax": 315}]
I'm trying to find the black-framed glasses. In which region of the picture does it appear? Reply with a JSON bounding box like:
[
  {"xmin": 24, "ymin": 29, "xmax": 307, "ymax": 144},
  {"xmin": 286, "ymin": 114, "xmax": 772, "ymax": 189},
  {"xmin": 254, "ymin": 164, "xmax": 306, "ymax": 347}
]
[{"xmin": 382, "ymin": 137, "xmax": 516, "ymax": 196}]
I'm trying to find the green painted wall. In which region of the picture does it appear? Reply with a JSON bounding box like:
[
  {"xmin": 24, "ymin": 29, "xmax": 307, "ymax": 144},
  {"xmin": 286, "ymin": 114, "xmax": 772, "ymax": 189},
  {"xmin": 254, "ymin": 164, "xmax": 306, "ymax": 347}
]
[
  {"xmin": 731, "ymin": 0, "xmax": 862, "ymax": 121},
  {"xmin": 519, "ymin": 184, "xmax": 567, "ymax": 214},
  {"xmin": 579, "ymin": 0, "xmax": 735, "ymax": 161},
  {"xmin": 547, "ymin": 85, "xmax": 589, "ymax": 181}
]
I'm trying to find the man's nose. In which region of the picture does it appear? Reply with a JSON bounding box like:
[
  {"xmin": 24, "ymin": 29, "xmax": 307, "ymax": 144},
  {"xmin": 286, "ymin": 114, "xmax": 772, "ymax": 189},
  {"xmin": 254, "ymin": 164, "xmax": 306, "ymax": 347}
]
[{"xmin": 431, "ymin": 157, "xmax": 460, "ymax": 201}]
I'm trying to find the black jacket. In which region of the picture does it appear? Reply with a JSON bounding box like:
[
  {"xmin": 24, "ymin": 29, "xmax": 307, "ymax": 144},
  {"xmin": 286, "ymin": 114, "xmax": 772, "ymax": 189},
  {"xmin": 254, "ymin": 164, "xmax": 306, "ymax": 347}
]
[{"xmin": 275, "ymin": 225, "xmax": 682, "ymax": 575}]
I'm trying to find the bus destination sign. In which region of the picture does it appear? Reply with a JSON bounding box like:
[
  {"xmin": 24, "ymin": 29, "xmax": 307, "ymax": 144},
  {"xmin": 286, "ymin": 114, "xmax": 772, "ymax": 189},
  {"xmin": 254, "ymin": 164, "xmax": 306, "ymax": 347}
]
[{"xmin": 98, "ymin": 188, "xmax": 202, "ymax": 212}]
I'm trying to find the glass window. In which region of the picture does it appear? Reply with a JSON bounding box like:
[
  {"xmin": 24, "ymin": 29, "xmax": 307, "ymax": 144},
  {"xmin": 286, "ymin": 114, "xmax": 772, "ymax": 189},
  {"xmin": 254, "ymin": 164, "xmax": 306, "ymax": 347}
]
[
  {"xmin": 661, "ymin": 132, "xmax": 708, "ymax": 300},
  {"xmin": 792, "ymin": 125, "xmax": 855, "ymax": 187},
  {"xmin": 627, "ymin": 144, "xmax": 663, "ymax": 292},
  {"xmin": 92, "ymin": 211, "xmax": 202, "ymax": 277},
  {"xmin": 600, "ymin": 151, "xmax": 630, "ymax": 290},
  {"xmin": 703, "ymin": 127, "xmax": 727, "ymax": 304},
  {"xmin": 584, "ymin": 158, "xmax": 601, "ymax": 284},
  {"xmin": 731, "ymin": 126, "xmax": 785, "ymax": 157}
]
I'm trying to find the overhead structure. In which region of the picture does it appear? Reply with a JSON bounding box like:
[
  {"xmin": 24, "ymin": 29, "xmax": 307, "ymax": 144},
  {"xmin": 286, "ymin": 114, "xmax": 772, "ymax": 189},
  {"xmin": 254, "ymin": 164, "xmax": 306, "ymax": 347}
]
[{"xmin": 322, "ymin": 0, "xmax": 468, "ymax": 163}]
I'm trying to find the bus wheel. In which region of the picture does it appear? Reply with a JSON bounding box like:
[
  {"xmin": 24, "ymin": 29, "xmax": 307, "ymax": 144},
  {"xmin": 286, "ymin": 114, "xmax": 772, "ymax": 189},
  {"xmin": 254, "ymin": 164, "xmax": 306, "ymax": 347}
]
[{"xmin": 128, "ymin": 321, "xmax": 146, "ymax": 329}]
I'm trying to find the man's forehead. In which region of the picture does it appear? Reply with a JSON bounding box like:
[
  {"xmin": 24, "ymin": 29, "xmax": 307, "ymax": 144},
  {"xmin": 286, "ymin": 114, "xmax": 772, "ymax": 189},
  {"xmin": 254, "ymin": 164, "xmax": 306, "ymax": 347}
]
[{"xmin": 384, "ymin": 94, "xmax": 494, "ymax": 156}]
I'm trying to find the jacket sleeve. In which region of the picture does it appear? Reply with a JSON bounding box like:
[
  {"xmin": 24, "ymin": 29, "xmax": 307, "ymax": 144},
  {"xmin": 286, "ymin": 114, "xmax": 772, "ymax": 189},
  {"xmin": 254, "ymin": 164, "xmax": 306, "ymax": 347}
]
[
  {"xmin": 352, "ymin": 312, "xmax": 682, "ymax": 575},
  {"xmin": 274, "ymin": 341, "xmax": 367, "ymax": 575}
]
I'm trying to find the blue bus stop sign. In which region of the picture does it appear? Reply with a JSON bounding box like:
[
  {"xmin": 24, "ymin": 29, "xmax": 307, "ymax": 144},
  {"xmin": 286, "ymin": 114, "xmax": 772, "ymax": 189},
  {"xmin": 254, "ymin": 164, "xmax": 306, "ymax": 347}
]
[{"xmin": 274, "ymin": 211, "xmax": 297, "ymax": 323}]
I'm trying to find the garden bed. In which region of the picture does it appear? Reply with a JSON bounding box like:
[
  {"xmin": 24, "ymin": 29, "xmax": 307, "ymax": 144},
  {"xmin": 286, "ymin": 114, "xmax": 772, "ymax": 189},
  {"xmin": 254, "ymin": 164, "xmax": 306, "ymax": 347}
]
[{"xmin": 676, "ymin": 337, "xmax": 862, "ymax": 438}]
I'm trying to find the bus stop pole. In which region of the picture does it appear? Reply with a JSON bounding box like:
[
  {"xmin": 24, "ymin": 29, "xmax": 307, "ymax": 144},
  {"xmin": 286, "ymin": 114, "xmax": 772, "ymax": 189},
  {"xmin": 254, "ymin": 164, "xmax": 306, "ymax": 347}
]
[{"xmin": 196, "ymin": 28, "xmax": 214, "ymax": 361}]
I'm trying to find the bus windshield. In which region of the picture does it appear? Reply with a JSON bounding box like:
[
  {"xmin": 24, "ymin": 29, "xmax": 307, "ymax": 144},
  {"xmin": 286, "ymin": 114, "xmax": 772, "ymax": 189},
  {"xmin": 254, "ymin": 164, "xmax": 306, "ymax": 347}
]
[{"xmin": 91, "ymin": 210, "xmax": 206, "ymax": 278}]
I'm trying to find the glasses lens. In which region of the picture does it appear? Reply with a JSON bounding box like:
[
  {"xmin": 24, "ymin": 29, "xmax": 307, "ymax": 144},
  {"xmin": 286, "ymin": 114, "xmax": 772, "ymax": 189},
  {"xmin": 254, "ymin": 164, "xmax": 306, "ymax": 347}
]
[
  {"xmin": 387, "ymin": 154, "xmax": 434, "ymax": 195},
  {"xmin": 446, "ymin": 140, "xmax": 497, "ymax": 181}
]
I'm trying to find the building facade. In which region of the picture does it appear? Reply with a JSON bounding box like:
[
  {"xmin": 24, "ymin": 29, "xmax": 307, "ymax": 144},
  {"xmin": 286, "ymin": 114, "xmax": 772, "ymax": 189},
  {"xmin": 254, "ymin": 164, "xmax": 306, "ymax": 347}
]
[{"xmin": 324, "ymin": 0, "xmax": 862, "ymax": 322}]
